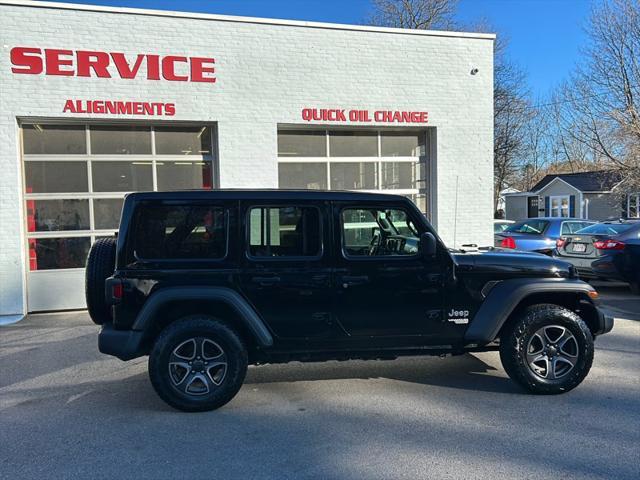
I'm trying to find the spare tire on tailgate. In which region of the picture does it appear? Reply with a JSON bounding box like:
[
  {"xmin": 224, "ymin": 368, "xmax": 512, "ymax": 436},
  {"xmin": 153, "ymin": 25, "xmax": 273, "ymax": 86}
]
[{"xmin": 85, "ymin": 237, "xmax": 117, "ymax": 325}]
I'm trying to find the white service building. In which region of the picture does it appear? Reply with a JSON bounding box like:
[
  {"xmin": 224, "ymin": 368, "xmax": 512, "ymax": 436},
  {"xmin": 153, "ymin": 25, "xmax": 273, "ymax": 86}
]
[{"xmin": 0, "ymin": 0, "xmax": 494, "ymax": 320}]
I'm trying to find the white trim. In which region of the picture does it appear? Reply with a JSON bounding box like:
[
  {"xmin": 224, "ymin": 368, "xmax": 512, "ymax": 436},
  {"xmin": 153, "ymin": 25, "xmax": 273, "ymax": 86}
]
[{"xmin": 0, "ymin": 0, "xmax": 496, "ymax": 40}]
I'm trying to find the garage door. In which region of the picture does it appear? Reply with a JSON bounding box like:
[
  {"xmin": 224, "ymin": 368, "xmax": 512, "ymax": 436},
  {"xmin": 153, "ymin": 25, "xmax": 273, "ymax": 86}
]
[
  {"xmin": 277, "ymin": 128, "xmax": 430, "ymax": 214},
  {"xmin": 22, "ymin": 123, "xmax": 216, "ymax": 312}
]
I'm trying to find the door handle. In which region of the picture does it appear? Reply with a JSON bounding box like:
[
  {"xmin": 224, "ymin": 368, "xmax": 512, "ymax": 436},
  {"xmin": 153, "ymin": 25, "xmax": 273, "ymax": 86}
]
[
  {"xmin": 341, "ymin": 275, "xmax": 369, "ymax": 288},
  {"xmin": 251, "ymin": 276, "xmax": 281, "ymax": 286}
]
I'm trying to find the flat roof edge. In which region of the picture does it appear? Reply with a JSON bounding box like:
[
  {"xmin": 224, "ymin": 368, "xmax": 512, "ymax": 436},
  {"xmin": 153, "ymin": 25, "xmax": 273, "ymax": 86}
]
[{"xmin": 0, "ymin": 0, "xmax": 496, "ymax": 40}]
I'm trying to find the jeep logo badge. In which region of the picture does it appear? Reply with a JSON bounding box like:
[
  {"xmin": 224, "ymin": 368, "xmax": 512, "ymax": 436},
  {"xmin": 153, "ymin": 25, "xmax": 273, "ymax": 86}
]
[{"xmin": 447, "ymin": 308, "xmax": 470, "ymax": 324}]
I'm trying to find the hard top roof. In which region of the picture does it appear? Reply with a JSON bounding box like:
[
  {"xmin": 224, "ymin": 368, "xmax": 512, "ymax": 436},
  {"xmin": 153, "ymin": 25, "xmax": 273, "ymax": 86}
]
[{"xmin": 126, "ymin": 189, "xmax": 412, "ymax": 203}]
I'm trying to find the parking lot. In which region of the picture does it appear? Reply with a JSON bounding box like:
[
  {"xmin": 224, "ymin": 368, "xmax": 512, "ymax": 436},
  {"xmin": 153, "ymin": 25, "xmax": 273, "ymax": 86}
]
[{"xmin": 1, "ymin": 287, "xmax": 639, "ymax": 480}]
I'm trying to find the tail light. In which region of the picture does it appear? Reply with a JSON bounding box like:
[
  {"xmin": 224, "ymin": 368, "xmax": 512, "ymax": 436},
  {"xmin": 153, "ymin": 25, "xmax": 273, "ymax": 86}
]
[
  {"xmin": 112, "ymin": 282, "xmax": 123, "ymax": 300},
  {"xmin": 105, "ymin": 277, "xmax": 123, "ymax": 304},
  {"xmin": 556, "ymin": 238, "xmax": 566, "ymax": 249},
  {"xmin": 594, "ymin": 239, "xmax": 625, "ymax": 250},
  {"xmin": 501, "ymin": 236, "xmax": 516, "ymax": 249}
]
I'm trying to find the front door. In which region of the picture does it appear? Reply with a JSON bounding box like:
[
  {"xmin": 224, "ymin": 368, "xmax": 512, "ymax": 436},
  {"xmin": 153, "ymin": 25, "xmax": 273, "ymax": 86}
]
[
  {"xmin": 333, "ymin": 202, "xmax": 448, "ymax": 340},
  {"xmin": 238, "ymin": 201, "xmax": 336, "ymax": 340},
  {"xmin": 527, "ymin": 196, "xmax": 540, "ymax": 218}
]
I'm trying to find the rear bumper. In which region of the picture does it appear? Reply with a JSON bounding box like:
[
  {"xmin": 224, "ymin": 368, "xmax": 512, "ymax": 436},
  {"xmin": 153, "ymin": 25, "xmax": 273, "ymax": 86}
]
[
  {"xmin": 98, "ymin": 323, "xmax": 146, "ymax": 361},
  {"xmin": 594, "ymin": 308, "xmax": 614, "ymax": 337}
]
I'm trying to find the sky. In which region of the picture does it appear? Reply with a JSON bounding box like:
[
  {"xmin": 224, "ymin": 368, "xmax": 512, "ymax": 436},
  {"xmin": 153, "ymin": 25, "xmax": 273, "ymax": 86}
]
[{"xmin": 47, "ymin": 0, "xmax": 595, "ymax": 97}]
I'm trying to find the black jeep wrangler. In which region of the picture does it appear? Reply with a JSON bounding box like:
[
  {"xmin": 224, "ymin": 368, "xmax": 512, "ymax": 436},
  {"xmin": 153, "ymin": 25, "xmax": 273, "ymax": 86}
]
[{"xmin": 87, "ymin": 190, "xmax": 613, "ymax": 412}]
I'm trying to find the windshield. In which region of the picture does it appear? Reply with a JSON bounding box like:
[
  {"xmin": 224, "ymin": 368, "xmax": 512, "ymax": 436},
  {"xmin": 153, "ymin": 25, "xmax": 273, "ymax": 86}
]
[
  {"xmin": 505, "ymin": 220, "xmax": 549, "ymax": 235},
  {"xmin": 576, "ymin": 223, "xmax": 635, "ymax": 235}
]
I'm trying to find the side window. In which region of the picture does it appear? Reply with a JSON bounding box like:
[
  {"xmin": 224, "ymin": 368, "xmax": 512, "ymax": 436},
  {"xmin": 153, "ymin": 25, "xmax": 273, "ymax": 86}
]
[
  {"xmin": 562, "ymin": 222, "xmax": 593, "ymax": 235},
  {"xmin": 248, "ymin": 206, "xmax": 321, "ymax": 258},
  {"xmin": 133, "ymin": 204, "xmax": 226, "ymax": 260},
  {"xmin": 342, "ymin": 207, "xmax": 420, "ymax": 257}
]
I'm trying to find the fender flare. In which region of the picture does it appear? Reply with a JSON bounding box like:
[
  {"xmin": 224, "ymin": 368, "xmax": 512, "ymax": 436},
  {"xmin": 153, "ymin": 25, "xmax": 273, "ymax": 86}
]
[
  {"xmin": 463, "ymin": 278, "xmax": 597, "ymax": 344},
  {"xmin": 132, "ymin": 286, "xmax": 274, "ymax": 347}
]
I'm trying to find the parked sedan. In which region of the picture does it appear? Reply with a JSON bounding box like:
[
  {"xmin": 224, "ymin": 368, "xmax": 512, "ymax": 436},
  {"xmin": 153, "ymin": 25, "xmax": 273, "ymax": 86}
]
[
  {"xmin": 554, "ymin": 221, "xmax": 638, "ymax": 278},
  {"xmin": 495, "ymin": 218, "xmax": 595, "ymax": 255},
  {"xmin": 591, "ymin": 223, "xmax": 640, "ymax": 294}
]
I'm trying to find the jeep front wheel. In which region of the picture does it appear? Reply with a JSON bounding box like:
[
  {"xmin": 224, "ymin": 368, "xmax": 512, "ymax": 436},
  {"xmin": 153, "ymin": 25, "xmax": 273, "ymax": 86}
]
[
  {"xmin": 499, "ymin": 304, "xmax": 594, "ymax": 394},
  {"xmin": 149, "ymin": 316, "xmax": 248, "ymax": 412}
]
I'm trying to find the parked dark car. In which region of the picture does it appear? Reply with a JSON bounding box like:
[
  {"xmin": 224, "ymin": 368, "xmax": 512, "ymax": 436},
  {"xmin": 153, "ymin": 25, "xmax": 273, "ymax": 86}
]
[
  {"xmin": 554, "ymin": 221, "xmax": 638, "ymax": 278},
  {"xmin": 495, "ymin": 218, "xmax": 595, "ymax": 255},
  {"xmin": 590, "ymin": 223, "xmax": 640, "ymax": 294},
  {"xmin": 86, "ymin": 190, "xmax": 612, "ymax": 411}
]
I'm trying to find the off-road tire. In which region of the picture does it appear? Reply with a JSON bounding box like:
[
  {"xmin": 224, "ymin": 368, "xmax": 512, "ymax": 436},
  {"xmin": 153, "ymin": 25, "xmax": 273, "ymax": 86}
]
[
  {"xmin": 149, "ymin": 316, "xmax": 248, "ymax": 412},
  {"xmin": 85, "ymin": 237, "xmax": 116, "ymax": 325},
  {"xmin": 499, "ymin": 304, "xmax": 594, "ymax": 394}
]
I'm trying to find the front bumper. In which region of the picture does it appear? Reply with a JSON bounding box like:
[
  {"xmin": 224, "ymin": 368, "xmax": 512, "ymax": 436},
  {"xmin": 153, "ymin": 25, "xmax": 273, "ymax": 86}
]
[
  {"xmin": 98, "ymin": 323, "xmax": 146, "ymax": 361},
  {"xmin": 594, "ymin": 307, "xmax": 614, "ymax": 336}
]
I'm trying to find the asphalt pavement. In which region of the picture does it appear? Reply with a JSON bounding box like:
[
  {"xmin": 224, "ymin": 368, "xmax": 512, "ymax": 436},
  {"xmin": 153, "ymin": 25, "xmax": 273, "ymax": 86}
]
[{"xmin": 1, "ymin": 291, "xmax": 639, "ymax": 480}]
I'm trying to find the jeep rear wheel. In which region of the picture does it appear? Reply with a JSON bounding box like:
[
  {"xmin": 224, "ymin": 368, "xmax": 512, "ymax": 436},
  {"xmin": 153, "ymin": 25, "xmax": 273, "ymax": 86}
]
[
  {"xmin": 499, "ymin": 304, "xmax": 594, "ymax": 394},
  {"xmin": 149, "ymin": 316, "xmax": 248, "ymax": 412},
  {"xmin": 85, "ymin": 237, "xmax": 116, "ymax": 325}
]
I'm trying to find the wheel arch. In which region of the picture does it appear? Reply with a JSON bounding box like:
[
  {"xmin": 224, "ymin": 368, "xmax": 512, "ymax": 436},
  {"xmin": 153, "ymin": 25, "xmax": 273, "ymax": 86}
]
[
  {"xmin": 464, "ymin": 278, "xmax": 600, "ymax": 344},
  {"xmin": 133, "ymin": 287, "xmax": 273, "ymax": 355}
]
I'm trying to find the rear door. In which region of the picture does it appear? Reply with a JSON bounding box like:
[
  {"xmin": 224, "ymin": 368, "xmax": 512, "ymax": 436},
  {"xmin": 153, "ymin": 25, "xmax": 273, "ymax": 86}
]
[
  {"xmin": 238, "ymin": 200, "xmax": 336, "ymax": 340},
  {"xmin": 527, "ymin": 196, "xmax": 540, "ymax": 218}
]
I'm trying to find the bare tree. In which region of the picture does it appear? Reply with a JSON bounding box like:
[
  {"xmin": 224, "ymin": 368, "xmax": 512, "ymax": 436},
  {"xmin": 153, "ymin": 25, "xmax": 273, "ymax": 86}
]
[
  {"xmin": 368, "ymin": 0, "xmax": 458, "ymax": 30},
  {"xmin": 554, "ymin": 0, "xmax": 640, "ymax": 199}
]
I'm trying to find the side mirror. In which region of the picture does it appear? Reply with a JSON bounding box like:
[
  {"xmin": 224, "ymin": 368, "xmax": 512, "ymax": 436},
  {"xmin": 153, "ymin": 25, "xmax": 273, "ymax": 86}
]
[{"xmin": 420, "ymin": 232, "xmax": 437, "ymax": 259}]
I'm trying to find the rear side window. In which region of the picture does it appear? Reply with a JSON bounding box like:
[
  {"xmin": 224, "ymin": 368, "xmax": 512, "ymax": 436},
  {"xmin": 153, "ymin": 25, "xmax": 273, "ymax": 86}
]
[
  {"xmin": 506, "ymin": 220, "xmax": 549, "ymax": 234},
  {"xmin": 576, "ymin": 223, "xmax": 634, "ymax": 235},
  {"xmin": 133, "ymin": 204, "xmax": 227, "ymax": 260},
  {"xmin": 248, "ymin": 206, "xmax": 321, "ymax": 258},
  {"xmin": 561, "ymin": 222, "xmax": 594, "ymax": 235}
]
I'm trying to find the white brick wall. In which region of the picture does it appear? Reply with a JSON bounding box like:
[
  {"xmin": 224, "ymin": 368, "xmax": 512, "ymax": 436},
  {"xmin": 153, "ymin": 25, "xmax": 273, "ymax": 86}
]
[{"xmin": 0, "ymin": 1, "xmax": 494, "ymax": 316}]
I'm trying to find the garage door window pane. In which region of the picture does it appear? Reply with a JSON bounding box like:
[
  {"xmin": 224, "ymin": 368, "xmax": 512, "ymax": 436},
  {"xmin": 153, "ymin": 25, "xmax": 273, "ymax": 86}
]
[
  {"xmin": 406, "ymin": 194, "xmax": 427, "ymax": 213},
  {"xmin": 278, "ymin": 163, "xmax": 327, "ymax": 189},
  {"xmin": 92, "ymin": 161, "xmax": 153, "ymax": 192},
  {"xmin": 90, "ymin": 126, "xmax": 152, "ymax": 154},
  {"xmin": 94, "ymin": 198, "xmax": 124, "ymax": 230},
  {"xmin": 30, "ymin": 237, "xmax": 91, "ymax": 270},
  {"xmin": 278, "ymin": 130, "xmax": 326, "ymax": 157},
  {"xmin": 22, "ymin": 125, "xmax": 87, "ymax": 155},
  {"xmin": 330, "ymin": 163, "xmax": 377, "ymax": 190},
  {"xmin": 329, "ymin": 131, "xmax": 378, "ymax": 157},
  {"xmin": 24, "ymin": 161, "xmax": 88, "ymax": 193},
  {"xmin": 156, "ymin": 161, "xmax": 213, "ymax": 190},
  {"xmin": 381, "ymin": 132, "xmax": 425, "ymax": 157},
  {"xmin": 155, "ymin": 126, "xmax": 212, "ymax": 155},
  {"xmin": 381, "ymin": 163, "xmax": 415, "ymax": 189},
  {"xmin": 27, "ymin": 199, "xmax": 90, "ymax": 232}
]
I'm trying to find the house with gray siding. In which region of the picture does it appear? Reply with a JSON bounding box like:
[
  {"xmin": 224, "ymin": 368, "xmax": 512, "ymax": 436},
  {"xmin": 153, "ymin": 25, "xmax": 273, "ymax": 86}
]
[{"xmin": 504, "ymin": 170, "xmax": 638, "ymax": 221}]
